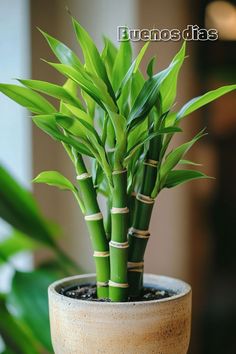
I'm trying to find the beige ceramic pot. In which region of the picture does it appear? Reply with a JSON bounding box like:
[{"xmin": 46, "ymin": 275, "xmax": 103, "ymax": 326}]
[{"xmin": 48, "ymin": 273, "xmax": 192, "ymax": 354}]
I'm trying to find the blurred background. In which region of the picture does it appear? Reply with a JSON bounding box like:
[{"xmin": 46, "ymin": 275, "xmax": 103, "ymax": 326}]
[{"xmin": 0, "ymin": 0, "xmax": 236, "ymax": 353}]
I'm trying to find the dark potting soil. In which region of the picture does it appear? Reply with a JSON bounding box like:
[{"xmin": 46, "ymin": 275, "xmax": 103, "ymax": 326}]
[{"xmin": 60, "ymin": 283, "xmax": 176, "ymax": 302}]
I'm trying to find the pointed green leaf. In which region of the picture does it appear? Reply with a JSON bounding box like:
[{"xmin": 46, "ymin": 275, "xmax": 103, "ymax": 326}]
[
  {"xmin": 72, "ymin": 17, "xmax": 107, "ymax": 79},
  {"xmin": 55, "ymin": 114, "xmax": 112, "ymax": 182},
  {"xmin": 130, "ymin": 70, "xmax": 145, "ymax": 107},
  {"xmin": 112, "ymin": 36, "xmax": 132, "ymax": 93},
  {"xmin": 116, "ymin": 42, "xmax": 149, "ymax": 98},
  {"xmin": 161, "ymin": 130, "xmax": 206, "ymax": 179},
  {"xmin": 146, "ymin": 56, "xmax": 156, "ymax": 78},
  {"xmin": 86, "ymin": 71, "xmax": 117, "ymax": 111},
  {"xmin": 45, "ymin": 61, "xmax": 116, "ymax": 111},
  {"xmin": 177, "ymin": 84, "xmax": 236, "ymax": 120},
  {"xmin": 160, "ymin": 41, "xmax": 186, "ymax": 112},
  {"xmin": 164, "ymin": 169, "xmax": 212, "ymax": 188},
  {"xmin": 44, "ymin": 61, "xmax": 104, "ymax": 107},
  {"xmin": 81, "ymin": 89, "xmax": 95, "ymax": 117},
  {"xmin": 165, "ymin": 112, "xmax": 177, "ymax": 127},
  {"xmin": 33, "ymin": 170, "xmax": 85, "ymax": 212},
  {"xmin": 0, "ymin": 84, "xmax": 56, "ymax": 114},
  {"xmin": 72, "ymin": 18, "xmax": 115, "ymax": 100},
  {"xmin": 179, "ymin": 159, "xmax": 202, "ymax": 166},
  {"xmin": 55, "ymin": 113, "xmax": 99, "ymax": 139},
  {"xmin": 152, "ymin": 129, "xmax": 206, "ymax": 196},
  {"xmin": 33, "ymin": 171, "xmax": 76, "ymax": 191},
  {"xmin": 108, "ymin": 111, "xmax": 127, "ymax": 169},
  {"xmin": 125, "ymin": 127, "xmax": 182, "ymax": 164},
  {"xmin": 39, "ymin": 28, "xmax": 83, "ymax": 69},
  {"xmin": 63, "ymin": 103, "xmax": 93, "ymax": 124},
  {"xmin": 127, "ymin": 59, "xmax": 181, "ymax": 131},
  {"xmin": 101, "ymin": 37, "xmax": 118, "ymax": 79},
  {"xmin": 18, "ymin": 79, "xmax": 83, "ymax": 109},
  {"xmin": 33, "ymin": 115, "xmax": 93, "ymax": 156}
]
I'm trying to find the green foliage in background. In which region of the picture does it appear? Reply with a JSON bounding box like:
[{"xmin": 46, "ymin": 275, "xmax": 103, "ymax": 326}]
[
  {"xmin": 0, "ymin": 165, "xmax": 78, "ymax": 353},
  {"xmin": 0, "ymin": 17, "xmax": 235, "ymax": 305}
]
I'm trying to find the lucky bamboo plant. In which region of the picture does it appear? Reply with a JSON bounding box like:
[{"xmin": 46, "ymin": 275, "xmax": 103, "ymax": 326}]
[{"xmin": 1, "ymin": 18, "xmax": 235, "ymax": 302}]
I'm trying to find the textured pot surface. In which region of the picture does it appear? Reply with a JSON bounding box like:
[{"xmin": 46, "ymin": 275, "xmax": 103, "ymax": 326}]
[{"xmin": 48, "ymin": 273, "xmax": 192, "ymax": 354}]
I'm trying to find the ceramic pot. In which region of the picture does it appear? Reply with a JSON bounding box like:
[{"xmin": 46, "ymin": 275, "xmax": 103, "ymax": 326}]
[{"xmin": 48, "ymin": 273, "xmax": 191, "ymax": 354}]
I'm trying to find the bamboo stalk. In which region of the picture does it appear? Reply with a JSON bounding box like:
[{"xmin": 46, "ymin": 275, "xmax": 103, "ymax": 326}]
[
  {"xmin": 128, "ymin": 141, "xmax": 159, "ymax": 297},
  {"xmin": 75, "ymin": 154, "xmax": 110, "ymax": 298},
  {"xmin": 109, "ymin": 169, "xmax": 129, "ymax": 301}
]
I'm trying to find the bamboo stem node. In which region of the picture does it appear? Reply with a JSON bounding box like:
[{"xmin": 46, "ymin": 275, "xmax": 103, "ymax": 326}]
[
  {"xmin": 129, "ymin": 227, "xmax": 150, "ymax": 238},
  {"xmin": 84, "ymin": 212, "xmax": 103, "ymax": 221},
  {"xmin": 97, "ymin": 281, "xmax": 109, "ymax": 287},
  {"xmin": 93, "ymin": 251, "xmax": 110, "ymax": 257},
  {"xmin": 128, "ymin": 261, "xmax": 144, "ymax": 268},
  {"xmin": 111, "ymin": 207, "xmax": 129, "ymax": 214},
  {"xmin": 136, "ymin": 193, "xmax": 155, "ymax": 204},
  {"xmin": 143, "ymin": 159, "xmax": 158, "ymax": 168},
  {"xmin": 76, "ymin": 173, "xmax": 92, "ymax": 180},
  {"xmin": 129, "ymin": 227, "xmax": 150, "ymax": 235},
  {"xmin": 109, "ymin": 280, "xmax": 129, "ymax": 288},
  {"xmin": 109, "ymin": 240, "xmax": 129, "ymax": 249},
  {"xmin": 128, "ymin": 261, "xmax": 144, "ymax": 273},
  {"xmin": 128, "ymin": 268, "xmax": 143, "ymax": 273},
  {"xmin": 129, "ymin": 232, "xmax": 150, "ymax": 240},
  {"xmin": 112, "ymin": 169, "xmax": 127, "ymax": 175}
]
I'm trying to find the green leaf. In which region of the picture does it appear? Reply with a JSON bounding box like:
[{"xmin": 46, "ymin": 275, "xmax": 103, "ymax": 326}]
[
  {"xmin": 33, "ymin": 115, "xmax": 93, "ymax": 157},
  {"xmin": 101, "ymin": 37, "xmax": 118, "ymax": 80},
  {"xmin": 164, "ymin": 169, "xmax": 212, "ymax": 188},
  {"xmin": 116, "ymin": 42, "xmax": 149, "ymax": 98},
  {"xmin": 146, "ymin": 56, "xmax": 156, "ymax": 78},
  {"xmin": 39, "ymin": 28, "xmax": 83, "ymax": 70},
  {"xmin": 44, "ymin": 61, "xmax": 102, "ymax": 105},
  {"xmin": 160, "ymin": 41, "xmax": 186, "ymax": 112},
  {"xmin": 86, "ymin": 71, "xmax": 117, "ymax": 111},
  {"xmin": 152, "ymin": 129, "xmax": 206, "ymax": 196},
  {"xmin": 18, "ymin": 79, "xmax": 83, "ymax": 109},
  {"xmin": 164, "ymin": 112, "xmax": 177, "ymax": 127},
  {"xmin": 127, "ymin": 59, "xmax": 181, "ymax": 131},
  {"xmin": 0, "ymin": 231, "xmax": 40, "ymax": 265},
  {"xmin": 33, "ymin": 171, "xmax": 76, "ymax": 191},
  {"xmin": 108, "ymin": 111, "xmax": 127, "ymax": 169},
  {"xmin": 45, "ymin": 61, "xmax": 116, "ymax": 111},
  {"xmin": 55, "ymin": 115, "xmax": 112, "ymax": 183},
  {"xmin": 130, "ymin": 70, "xmax": 145, "ymax": 107},
  {"xmin": 55, "ymin": 114, "xmax": 98, "ymax": 141},
  {"xmin": 72, "ymin": 18, "xmax": 115, "ymax": 100},
  {"xmin": 125, "ymin": 127, "xmax": 182, "ymax": 164},
  {"xmin": 33, "ymin": 170, "xmax": 85, "ymax": 213},
  {"xmin": 7, "ymin": 270, "xmax": 58, "ymax": 352},
  {"xmin": 81, "ymin": 89, "xmax": 95, "ymax": 117},
  {"xmin": 0, "ymin": 84, "xmax": 56, "ymax": 114},
  {"xmin": 0, "ymin": 298, "xmax": 41, "ymax": 354},
  {"xmin": 177, "ymin": 84, "xmax": 236, "ymax": 120},
  {"xmin": 63, "ymin": 103, "xmax": 93, "ymax": 124},
  {"xmin": 0, "ymin": 165, "xmax": 55, "ymax": 247},
  {"xmin": 112, "ymin": 34, "xmax": 132, "ymax": 92},
  {"xmin": 179, "ymin": 159, "xmax": 202, "ymax": 166}
]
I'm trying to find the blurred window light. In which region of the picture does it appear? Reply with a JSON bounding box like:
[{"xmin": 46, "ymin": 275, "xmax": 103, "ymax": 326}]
[
  {"xmin": 205, "ymin": 1, "xmax": 236, "ymax": 40},
  {"xmin": 0, "ymin": 0, "xmax": 32, "ymax": 293}
]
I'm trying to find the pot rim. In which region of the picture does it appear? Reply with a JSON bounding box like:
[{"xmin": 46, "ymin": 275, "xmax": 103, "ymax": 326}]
[{"xmin": 48, "ymin": 273, "xmax": 191, "ymax": 306}]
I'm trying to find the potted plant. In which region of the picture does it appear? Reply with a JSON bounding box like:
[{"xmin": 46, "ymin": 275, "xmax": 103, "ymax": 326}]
[{"xmin": 1, "ymin": 17, "xmax": 235, "ymax": 354}]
